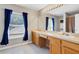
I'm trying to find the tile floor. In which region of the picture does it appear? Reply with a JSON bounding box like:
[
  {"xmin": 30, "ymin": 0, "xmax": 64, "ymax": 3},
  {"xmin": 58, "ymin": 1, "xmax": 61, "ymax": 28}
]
[{"xmin": 0, "ymin": 44, "xmax": 49, "ymax": 54}]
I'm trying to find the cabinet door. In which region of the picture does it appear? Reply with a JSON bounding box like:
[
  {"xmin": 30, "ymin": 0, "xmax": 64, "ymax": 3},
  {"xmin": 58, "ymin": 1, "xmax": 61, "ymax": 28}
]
[
  {"xmin": 48, "ymin": 36, "xmax": 61, "ymax": 54},
  {"xmin": 62, "ymin": 46, "xmax": 79, "ymax": 54},
  {"xmin": 35, "ymin": 33, "xmax": 39, "ymax": 45},
  {"xmin": 62, "ymin": 40, "xmax": 79, "ymax": 54},
  {"xmin": 32, "ymin": 32, "xmax": 36, "ymax": 44},
  {"xmin": 32, "ymin": 31, "xmax": 39, "ymax": 45}
]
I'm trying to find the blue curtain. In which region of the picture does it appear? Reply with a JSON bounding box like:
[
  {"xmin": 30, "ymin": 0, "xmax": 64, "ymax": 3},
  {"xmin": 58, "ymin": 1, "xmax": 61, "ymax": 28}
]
[
  {"xmin": 23, "ymin": 12, "xmax": 28, "ymax": 41},
  {"xmin": 52, "ymin": 18, "xmax": 54, "ymax": 31},
  {"xmin": 46, "ymin": 17, "xmax": 49, "ymax": 30},
  {"xmin": 1, "ymin": 9, "xmax": 12, "ymax": 45}
]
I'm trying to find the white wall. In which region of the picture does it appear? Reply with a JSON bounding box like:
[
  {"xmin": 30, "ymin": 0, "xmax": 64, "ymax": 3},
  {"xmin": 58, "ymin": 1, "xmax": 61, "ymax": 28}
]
[
  {"xmin": 75, "ymin": 14, "xmax": 79, "ymax": 33},
  {"xmin": 63, "ymin": 13, "xmax": 67, "ymax": 32},
  {"xmin": 0, "ymin": 4, "xmax": 39, "ymax": 42}
]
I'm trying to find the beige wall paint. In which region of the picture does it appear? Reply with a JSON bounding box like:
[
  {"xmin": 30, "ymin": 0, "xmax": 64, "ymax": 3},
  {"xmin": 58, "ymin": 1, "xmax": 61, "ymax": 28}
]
[
  {"xmin": 0, "ymin": 4, "xmax": 39, "ymax": 42},
  {"xmin": 38, "ymin": 13, "xmax": 46, "ymax": 30},
  {"xmin": 54, "ymin": 16, "xmax": 60, "ymax": 31},
  {"xmin": 28, "ymin": 12, "xmax": 39, "ymax": 41}
]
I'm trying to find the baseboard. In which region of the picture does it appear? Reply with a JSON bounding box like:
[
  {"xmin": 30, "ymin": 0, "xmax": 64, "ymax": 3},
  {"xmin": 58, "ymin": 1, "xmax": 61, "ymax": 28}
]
[{"xmin": 0, "ymin": 41, "xmax": 32, "ymax": 51}]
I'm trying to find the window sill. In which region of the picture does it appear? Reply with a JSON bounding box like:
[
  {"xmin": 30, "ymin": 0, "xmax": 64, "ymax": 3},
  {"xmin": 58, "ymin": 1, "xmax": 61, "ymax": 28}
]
[{"xmin": 9, "ymin": 34, "xmax": 24, "ymax": 40}]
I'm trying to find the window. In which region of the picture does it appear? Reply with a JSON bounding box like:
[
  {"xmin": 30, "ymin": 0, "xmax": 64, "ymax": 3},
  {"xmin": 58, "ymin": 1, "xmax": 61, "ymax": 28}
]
[
  {"xmin": 48, "ymin": 18, "xmax": 53, "ymax": 31},
  {"xmin": 8, "ymin": 12, "xmax": 25, "ymax": 38}
]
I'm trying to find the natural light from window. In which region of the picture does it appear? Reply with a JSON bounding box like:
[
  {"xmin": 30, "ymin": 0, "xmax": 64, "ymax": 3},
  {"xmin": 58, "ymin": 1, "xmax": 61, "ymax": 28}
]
[
  {"xmin": 8, "ymin": 12, "xmax": 25, "ymax": 39},
  {"xmin": 48, "ymin": 18, "xmax": 53, "ymax": 31}
]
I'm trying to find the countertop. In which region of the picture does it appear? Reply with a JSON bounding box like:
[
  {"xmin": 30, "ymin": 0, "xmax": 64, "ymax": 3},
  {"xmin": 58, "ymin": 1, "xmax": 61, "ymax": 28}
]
[{"xmin": 32, "ymin": 30, "xmax": 79, "ymax": 44}]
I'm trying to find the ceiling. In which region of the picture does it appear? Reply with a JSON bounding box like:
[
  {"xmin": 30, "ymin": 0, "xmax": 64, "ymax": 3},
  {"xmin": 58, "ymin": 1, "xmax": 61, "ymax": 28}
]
[
  {"xmin": 17, "ymin": 4, "xmax": 79, "ymax": 16},
  {"xmin": 48, "ymin": 4, "xmax": 79, "ymax": 16},
  {"xmin": 18, "ymin": 4, "xmax": 48, "ymax": 11}
]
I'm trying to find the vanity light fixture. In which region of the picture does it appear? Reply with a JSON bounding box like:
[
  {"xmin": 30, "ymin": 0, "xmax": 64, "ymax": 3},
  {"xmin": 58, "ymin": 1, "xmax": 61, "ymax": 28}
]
[{"xmin": 48, "ymin": 4, "xmax": 63, "ymax": 11}]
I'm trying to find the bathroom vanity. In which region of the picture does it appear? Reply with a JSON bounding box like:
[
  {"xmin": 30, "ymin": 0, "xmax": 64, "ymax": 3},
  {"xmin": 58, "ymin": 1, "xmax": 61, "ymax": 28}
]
[{"xmin": 32, "ymin": 30, "xmax": 79, "ymax": 54}]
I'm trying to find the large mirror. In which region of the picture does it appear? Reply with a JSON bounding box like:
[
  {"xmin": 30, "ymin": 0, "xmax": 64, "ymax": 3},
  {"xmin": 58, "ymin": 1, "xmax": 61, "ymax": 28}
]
[{"xmin": 47, "ymin": 4, "xmax": 79, "ymax": 34}]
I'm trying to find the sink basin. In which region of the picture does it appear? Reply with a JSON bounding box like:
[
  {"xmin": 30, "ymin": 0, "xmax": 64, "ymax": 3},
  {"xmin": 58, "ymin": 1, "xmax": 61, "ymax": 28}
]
[{"xmin": 60, "ymin": 33, "xmax": 76, "ymax": 40}]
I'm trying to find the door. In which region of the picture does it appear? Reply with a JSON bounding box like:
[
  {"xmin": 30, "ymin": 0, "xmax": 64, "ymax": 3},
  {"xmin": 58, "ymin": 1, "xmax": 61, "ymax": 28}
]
[{"xmin": 66, "ymin": 16, "xmax": 75, "ymax": 33}]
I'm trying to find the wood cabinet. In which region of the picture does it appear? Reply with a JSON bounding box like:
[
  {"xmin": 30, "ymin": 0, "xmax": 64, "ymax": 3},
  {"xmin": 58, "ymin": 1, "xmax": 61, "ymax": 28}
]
[
  {"xmin": 32, "ymin": 31, "xmax": 39, "ymax": 45},
  {"xmin": 32, "ymin": 31, "xmax": 47, "ymax": 48},
  {"xmin": 48, "ymin": 36, "xmax": 79, "ymax": 54},
  {"xmin": 48, "ymin": 36, "xmax": 61, "ymax": 54},
  {"xmin": 32, "ymin": 30, "xmax": 79, "ymax": 54},
  {"xmin": 61, "ymin": 40, "xmax": 79, "ymax": 54}
]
